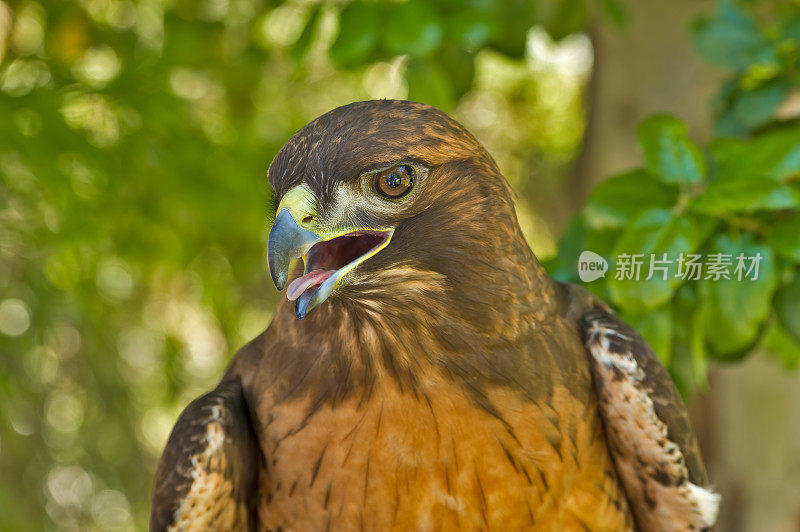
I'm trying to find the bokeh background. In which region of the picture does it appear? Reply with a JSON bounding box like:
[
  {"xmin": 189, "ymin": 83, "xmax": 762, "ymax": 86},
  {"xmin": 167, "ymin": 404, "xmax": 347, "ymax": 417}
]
[{"xmin": 1, "ymin": 0, "xmax": 800, "ymax": 529}]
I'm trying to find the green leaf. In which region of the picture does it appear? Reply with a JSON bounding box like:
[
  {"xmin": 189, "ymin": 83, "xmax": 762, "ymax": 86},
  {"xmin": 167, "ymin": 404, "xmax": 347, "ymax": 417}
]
[
  {"xmin": 637, "ymin": 115, "xmax": 706, "ymax": 184},
  {"xmin": 712, "ymin": 127, "xmax": 800, "ymax": 182},
  {"xmin": 670, "ymin": 285, "xmax": 709, "ymax": 396},
  {"xmin": 767, "ymin": 213, "xmax": 800, "ymax": 263},
  {"xmin": 291, "ymin": 5, "xmax": 322, "ymax": 61},
  {"xmin": 714, "ymin": 108, "xmax": 751, "ymax": 137},
  {"xmin": 608, "ymin": 209, "xmax": 716, "ymax": 312},
  {"xmin": 740, "ymin": 62, "xmax": 782, "ymax": 90},
  {"xmin": 405, "ymin": 59, "xmax": 454, "ymax": 110},
  {"xmin": 731, "ymin": 82, "xmax": 785, "ymax": 129},
  {"xmin": 692, "ymin": 1, "xmax": 767, "ymax": 69},
  {"xmin": 712, "ymin": 78, "xmax": 750, "ymax": 136},
  {"xmin": 707, "ymin": 135, "xmax": 746, "ymax": 161},
  {"xmin": 330, "ymin": 2, "xmax": 380, "ymax": 68},
  {"xmin": 621, "ymin": 305, "xmax": 673, "ymax": 365},
  {"xmin": 776, "ymin": 271, "xmax": 800, "ymax": 344},
  {"xmin": 583, "ymin": 169, "xmax": 679, "ymax": 229},
  {"xmin": 761, "ymin": 318, "xmax": 800, "ymax": 370},
  {"xmin": 383, "ymin": 1, "xmax": 443, "ymax": 56},
  {"xmin": 747, "ymin": 129, "xmax": 800, "ymax": 181},
  {"xmin": 701, "ymin": 234, "xmax": 777, "ymax": 358},
  {"xmin": 690, "ymin": 177, "xmax": 800, "ymax": 214}
]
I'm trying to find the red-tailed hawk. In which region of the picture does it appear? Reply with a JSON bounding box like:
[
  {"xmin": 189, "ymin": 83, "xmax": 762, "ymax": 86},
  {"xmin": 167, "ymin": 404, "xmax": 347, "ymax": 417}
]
[{"xmin": 151, "ymin": 100, "xmax": 719, "ymax": 531}]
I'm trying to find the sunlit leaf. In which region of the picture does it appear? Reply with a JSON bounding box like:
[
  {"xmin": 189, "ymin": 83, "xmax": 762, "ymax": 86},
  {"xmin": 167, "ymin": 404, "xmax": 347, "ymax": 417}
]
[
  {"xmin": 690, "ymin": 177, "xmax": 800, "ymax": 214},
  {"xmin": 637, "ymin": 115, "xmax": 706, "ymax": 184},
  {"xmin": 583, "ymin": 169, "xmax": 679, "ymax": 229},
  {"xmin": 710, "ymin": 127, "xmax": 800, "ymax": 182}
]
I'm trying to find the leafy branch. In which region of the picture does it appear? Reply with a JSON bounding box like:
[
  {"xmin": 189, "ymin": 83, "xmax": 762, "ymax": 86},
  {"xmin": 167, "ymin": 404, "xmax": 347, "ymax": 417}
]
[{"xmin": 547, "ymin": 1, "xmax": 800, "ymax": 394}]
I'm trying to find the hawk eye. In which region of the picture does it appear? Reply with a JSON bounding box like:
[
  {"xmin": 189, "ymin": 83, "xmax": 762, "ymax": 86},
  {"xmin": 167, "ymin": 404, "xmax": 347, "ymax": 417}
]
[{"xmin": 372, "ymin": 165, "xmax": 414, "ymax": 199}]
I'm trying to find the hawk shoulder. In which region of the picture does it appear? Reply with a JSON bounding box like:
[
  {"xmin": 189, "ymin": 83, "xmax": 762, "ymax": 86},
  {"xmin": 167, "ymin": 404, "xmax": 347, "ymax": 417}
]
[
  {"xmin": 581, "ymin": 308, "xmax": 719, "ymax": 531},
  {"xmin": 150, "ymin": 376, "xmax": 259, "ymax": 531}
]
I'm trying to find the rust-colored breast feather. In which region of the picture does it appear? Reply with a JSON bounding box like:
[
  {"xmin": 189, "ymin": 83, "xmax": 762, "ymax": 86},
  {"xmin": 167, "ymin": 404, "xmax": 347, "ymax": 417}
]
[
  {"xmin": 151, "ymin": 286, "xmax": 641, "ymax": 531},
  {"xmin": 255, "ymin": 376, "xmax": 632, "ymax": 531},
  {"xmin": 235, "ymin": 297, "xmax": 637, "ymax": 532}
]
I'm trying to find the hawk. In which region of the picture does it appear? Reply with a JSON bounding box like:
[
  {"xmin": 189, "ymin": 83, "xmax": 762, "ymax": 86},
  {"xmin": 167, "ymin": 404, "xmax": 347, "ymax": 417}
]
[{"xmin": 150, "ymin": 100, "xmax": 719, "ymax": 531}]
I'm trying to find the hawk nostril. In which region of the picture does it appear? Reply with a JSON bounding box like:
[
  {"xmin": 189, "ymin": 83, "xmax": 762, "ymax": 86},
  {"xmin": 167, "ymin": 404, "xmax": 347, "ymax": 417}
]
[{"xmin": 302, "ymin": 215, "xmax": 314, "ymax": 225}]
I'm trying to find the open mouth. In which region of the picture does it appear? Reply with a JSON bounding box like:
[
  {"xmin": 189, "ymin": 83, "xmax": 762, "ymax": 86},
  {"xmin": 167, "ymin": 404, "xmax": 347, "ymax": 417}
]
[{"xmin": 286, "ymin": 229, "xmax": 392, "ymax": 304}]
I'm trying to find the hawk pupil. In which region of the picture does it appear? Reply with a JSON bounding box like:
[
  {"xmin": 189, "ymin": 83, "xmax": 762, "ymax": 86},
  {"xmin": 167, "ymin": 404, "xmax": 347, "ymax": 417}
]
[{"xmin": 372, "ymin": 164, "xmax": 413, "ymax": 198}]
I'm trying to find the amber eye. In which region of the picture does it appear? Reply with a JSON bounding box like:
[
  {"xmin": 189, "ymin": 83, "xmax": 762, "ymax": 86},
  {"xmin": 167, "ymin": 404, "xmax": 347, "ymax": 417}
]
[{"xmin": 372, "ymin": 165, "xmax": 414, "ymax": 198}]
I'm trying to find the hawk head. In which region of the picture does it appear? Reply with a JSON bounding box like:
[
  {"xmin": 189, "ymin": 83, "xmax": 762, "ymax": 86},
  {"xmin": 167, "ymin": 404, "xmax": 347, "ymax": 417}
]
[{"xmin": 267, "ymin": 100, "xmax": 528, "ymax": 319}]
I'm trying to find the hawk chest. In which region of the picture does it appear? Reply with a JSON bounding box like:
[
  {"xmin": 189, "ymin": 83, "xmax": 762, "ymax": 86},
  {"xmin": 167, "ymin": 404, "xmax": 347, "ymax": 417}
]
[{"xmin": 255, "ymin": 377, "xmax": 632, "ymax": 531}]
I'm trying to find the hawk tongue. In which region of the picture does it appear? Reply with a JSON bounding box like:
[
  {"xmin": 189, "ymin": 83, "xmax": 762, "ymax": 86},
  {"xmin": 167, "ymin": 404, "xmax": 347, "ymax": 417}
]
[{"xmin": 286, "ymin": 269, "xmax": 336, "ymax": 301}]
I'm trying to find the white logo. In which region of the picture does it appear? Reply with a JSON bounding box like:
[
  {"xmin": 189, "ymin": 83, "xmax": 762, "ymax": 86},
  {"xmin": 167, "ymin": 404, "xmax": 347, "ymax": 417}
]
[{"xmin": 578, "ymin": 250, "xmax": 609, "ymax": 282}]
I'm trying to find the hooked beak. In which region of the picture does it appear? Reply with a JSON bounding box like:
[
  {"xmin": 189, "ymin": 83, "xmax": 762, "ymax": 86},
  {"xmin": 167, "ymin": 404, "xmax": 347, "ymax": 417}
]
[
  {"xmin": 267, "ymin": 185, "xmax": 393, "ymax": 319},
  {"xmin": 267, "ymin": 209, "xmax": 320, "ymax": 291}
]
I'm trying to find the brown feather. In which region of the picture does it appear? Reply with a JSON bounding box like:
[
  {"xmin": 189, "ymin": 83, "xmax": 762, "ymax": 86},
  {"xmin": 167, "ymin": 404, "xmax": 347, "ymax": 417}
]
[
  {"xmin": 582, "ymin": 309, "xmax": 719, "ymax": 531},
  {"xmin": 150, "ymin": 378, "xmax": 258, "ymax": 531}
]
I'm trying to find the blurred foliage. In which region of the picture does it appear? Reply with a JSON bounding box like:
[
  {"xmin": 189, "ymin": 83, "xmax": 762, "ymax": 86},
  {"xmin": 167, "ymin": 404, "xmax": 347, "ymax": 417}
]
[
  {"xmin": 547, "ymin": 1, "xmax": 800, "ymax": 395},
  {"xmin": 694, "ymin": 0, "xmax": 800, "ymax": 135},
  {"xmin": 312, "ymin": 0, "xmax": 623, "ymax": 109},
  {"xmin": 1, "ymin": 0, "xmax": 798, "ymax": 529}
]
